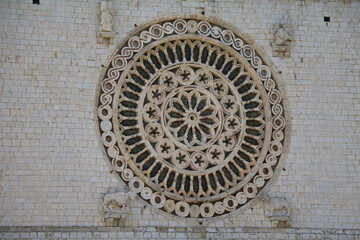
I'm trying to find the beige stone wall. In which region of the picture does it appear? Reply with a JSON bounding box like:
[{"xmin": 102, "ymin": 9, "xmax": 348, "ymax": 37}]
[{"xmin": 0, "ymin": 0, "xmax": 359, "ymax": 238}]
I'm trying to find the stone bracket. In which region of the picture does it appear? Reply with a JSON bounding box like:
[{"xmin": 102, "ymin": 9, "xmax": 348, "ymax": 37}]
[
  {"xmin": 263, "ymin": 195, "xmax": 292, "ymax": 228},
  {"xmin": 97, "ymin": 31, "xmax": 115, "ymax": 45},
  {"xmin": 102, "ymin": 188, "xmax": 135, "ymax": 227},
  {"xmin": 272, "ymin": 45, "xmax": 291, "ymax": 57},
  {"xmin": 272, "ymin": 21, "xmax": 295, "ymax": 58}
]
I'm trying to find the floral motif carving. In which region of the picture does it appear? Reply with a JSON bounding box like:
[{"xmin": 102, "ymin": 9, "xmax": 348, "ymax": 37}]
[{"xmin": 166, "ymin": 89, "xmax": 219, "ymax": 147}]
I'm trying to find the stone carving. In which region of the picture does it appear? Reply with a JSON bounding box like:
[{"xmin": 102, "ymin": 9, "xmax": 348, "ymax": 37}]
[
  {"xmin": 273, "ymin": 22, "xmax": 295, "ymax": 57},
  {"xmin": 274, "ymin": 24, "xmax": 294, "ymax": 46},
  {"xmin": 96, "ymin": 15, "xmax": 290, "ymax": 219},
  {"xmin": 102, "ymin": 191, "xmax": 136, "ymax": 226},
  {"xmin": 97, "ymin": 1, "xmax": 114, "ymax": 44},
  {"xmin": 263, "ymin": 195, "xmax": 291, "ymax": 227},
  {"xmin": 99, "ymin": 1, "xmax": 114, "ymax": 32}
]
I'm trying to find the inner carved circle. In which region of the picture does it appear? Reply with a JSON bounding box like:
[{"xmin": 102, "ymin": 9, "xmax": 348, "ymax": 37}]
[
  {"xmin": 162, "ymin": 84, "xmax": 224, "ymax": 152},
  {"xmin": 188, "ymin": 113, "xmax": 197, "ymax": 122}
]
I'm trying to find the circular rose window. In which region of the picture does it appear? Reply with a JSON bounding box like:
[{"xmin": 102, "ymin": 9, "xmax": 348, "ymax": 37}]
[{"xmin": 96, "ymin": 15, "xmax": 290, "ymax": 219}]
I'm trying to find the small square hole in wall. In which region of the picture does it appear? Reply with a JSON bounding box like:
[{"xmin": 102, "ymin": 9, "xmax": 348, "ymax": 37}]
[
  {"xmin": 33, "ymin": 0, "xmax": 40, "ymax": 4},
  {"xmin": 196, "ymin": 7, "xmax": 205, "ymax": 15},
  {"xmin": 324, "ymin": 16, "xmax": 330, "ymax": 22}
]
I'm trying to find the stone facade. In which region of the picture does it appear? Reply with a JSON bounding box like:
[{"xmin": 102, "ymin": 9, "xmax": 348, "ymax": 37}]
[{"xmin": 0, "ymin": 0, "xmax": 359, "ymax": 239}]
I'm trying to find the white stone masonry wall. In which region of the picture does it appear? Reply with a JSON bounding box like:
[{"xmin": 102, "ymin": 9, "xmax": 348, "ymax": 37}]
[{"xmin": 0, "ymin": 0, "xmax": 359, "ymax": 238}]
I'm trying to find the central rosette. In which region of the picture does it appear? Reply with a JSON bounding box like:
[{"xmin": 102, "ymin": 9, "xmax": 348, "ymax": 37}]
[{"xmin": 165, "ymin": 88, "xmax": 220, "ymax": 148}]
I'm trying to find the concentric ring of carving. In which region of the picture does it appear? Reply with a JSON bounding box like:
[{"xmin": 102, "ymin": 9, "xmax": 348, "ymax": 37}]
[
  {"xmin": 141, "ymin": 62, "xmax": 249, "ymax": 175},
  {"xmin": 97, "ymin": 17, "xmax": 288, "ymax": 219}
]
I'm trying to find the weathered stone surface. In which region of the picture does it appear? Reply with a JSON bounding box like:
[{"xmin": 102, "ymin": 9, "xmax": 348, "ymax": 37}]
[{"xmin": 0, "ymin": 0, "xmax": 359, "ymax": 238}]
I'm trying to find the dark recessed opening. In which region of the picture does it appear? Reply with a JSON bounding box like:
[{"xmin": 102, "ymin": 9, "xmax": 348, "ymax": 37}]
[
  {"xmin": 324, "ymin": 16, "xmax": 330, "ymax": 22},
  {"xmin": 33, "ymin": 0, "xmax": 40, "ymax": 4}
]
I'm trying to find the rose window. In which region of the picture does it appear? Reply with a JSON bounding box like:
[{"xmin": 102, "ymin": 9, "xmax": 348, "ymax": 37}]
[{"xmin": 96, "ymin": 16, "xmax": 290, "ymax": 219}]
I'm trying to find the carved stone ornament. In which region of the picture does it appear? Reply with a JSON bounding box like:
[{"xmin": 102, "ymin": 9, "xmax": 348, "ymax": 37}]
[
  {"xmin": 95, "ymin": 15, "xmax": 290, "ymax": 219},
  {"xmin": 263, "ymin": 195, "xmax": 291, "ymax": 227},
  {"xmin": 99, "ymin": 1, "xmax": 114, "ymax": 32},
  {"xmin": 274, "ymin": 24, "xmax": 294, "ymax": 46},
  {"xmin": 272, "ymin": 23, "xmax": 295, "ymax": 57},
  {"xmin": 97, "ymin": 1, "xmax": 115, "ymax": 44},
  {"xmin": 102, "ymin": 190, "xmax": 136, "ymax": 226}
]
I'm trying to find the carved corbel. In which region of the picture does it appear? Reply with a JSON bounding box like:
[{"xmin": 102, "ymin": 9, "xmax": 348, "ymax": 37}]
[
  {"xmin": 263, "ymin": 195, "xmax": 291, "ymax": 228},
  {"xmin": 272, "ymin": 21, "xmax": 295, "ymax": 57},
  {"xmin": 102, "ymin": 189, "xmax": 136, "ymax": 227},
  {"xmin": 97, "ymin": 1, "xmax": 115, "ymax": 44}
]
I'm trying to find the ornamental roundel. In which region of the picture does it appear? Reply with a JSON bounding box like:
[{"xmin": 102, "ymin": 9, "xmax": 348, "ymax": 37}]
[{"xmin": 96, "ymin": 15, "xmax": 290, "ymax": 219}]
